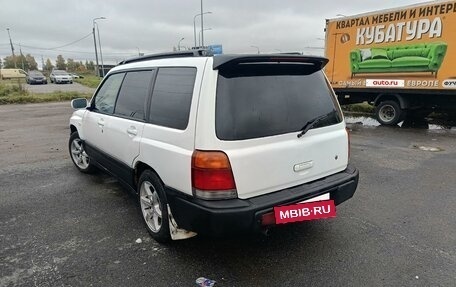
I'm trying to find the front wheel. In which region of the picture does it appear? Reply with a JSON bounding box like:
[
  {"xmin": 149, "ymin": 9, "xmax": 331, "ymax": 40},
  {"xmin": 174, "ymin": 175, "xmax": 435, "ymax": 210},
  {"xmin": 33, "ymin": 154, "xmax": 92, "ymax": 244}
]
[
  {"xmin": 138, "ymin": 170, "xmax": 171, "ymax": 243},
  {"xmin": 375, "ymin": 100, "xmax": 404, "ymax": 125},
  {"xmin": 69, "ymin": 132, "xmax": 95, "ymax": 173}
]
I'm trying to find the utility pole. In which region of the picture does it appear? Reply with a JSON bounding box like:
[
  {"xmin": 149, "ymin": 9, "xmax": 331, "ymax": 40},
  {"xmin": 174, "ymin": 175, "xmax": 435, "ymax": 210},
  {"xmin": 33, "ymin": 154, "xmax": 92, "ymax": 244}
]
[
  {"xmin": 19, "ymin": 43, "xmax": 25, "ymax": 70},
  {"xmin": 41, "ymin": 55, "xmax": 45, "ymax": 71},
  {"xmin": 93, "ymin": 17, "xmax": 106, "ymax": 77},
  {"xmin": 96, "ymin": 22, "xmax": 105, "ymax": 77},
  {"xmin": 92, "ymin": 25, "xmax": 99, "ymax": 76},
  {"xmin": 6, "ymin": 28, "xmax": 17, "ymax": 68}
]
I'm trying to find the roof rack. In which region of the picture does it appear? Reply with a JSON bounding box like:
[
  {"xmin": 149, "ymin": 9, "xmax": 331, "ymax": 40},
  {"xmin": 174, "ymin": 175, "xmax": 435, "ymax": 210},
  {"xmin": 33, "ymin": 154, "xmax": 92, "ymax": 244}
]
[{"xmin": 118, "ymin": 49, "xmax": 213, "ymax": 65}]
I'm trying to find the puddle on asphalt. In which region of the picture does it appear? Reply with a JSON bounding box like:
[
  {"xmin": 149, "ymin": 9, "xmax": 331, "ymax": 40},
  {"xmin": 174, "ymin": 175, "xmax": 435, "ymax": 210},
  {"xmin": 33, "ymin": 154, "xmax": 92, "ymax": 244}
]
[{"xmin": 345, "ymin": 115, "xmax": 456, "ymax": 131}]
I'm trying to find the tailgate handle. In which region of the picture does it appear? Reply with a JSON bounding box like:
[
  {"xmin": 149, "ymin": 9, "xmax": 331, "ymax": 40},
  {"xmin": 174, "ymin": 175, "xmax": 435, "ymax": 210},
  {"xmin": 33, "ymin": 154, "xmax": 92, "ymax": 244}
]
[{"xmin": 294, "ymin": 161, "xmax": 313, "ymax": 172}]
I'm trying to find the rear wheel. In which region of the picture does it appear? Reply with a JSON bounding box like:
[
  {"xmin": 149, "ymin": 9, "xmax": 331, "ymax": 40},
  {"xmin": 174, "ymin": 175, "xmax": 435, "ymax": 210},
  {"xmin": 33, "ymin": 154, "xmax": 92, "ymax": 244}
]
[
  {"xmin": 138, "ymin": 170, "xmax": 171, "ymax": 243},
  {"xmin": 69, "ymin": 132, "xmax": 95, "ymax": 173},
  {"xmin": 375, "ymin": 101, "xmax": 404, "ymax": 125}
]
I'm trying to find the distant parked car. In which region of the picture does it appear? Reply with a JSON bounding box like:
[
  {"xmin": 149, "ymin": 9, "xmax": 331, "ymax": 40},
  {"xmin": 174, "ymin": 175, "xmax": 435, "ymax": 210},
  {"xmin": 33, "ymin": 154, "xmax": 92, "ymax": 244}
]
[
  {"xmin": 26, "ymin": 70, "xmax": 47, "ymax": 85},
  {"xmin": 70, "ymin": 73, "xmax": 84, "ymax": 79},
  {"xmin": 50, "ymin": 70, "xmax": 73, "ymax": 84}
]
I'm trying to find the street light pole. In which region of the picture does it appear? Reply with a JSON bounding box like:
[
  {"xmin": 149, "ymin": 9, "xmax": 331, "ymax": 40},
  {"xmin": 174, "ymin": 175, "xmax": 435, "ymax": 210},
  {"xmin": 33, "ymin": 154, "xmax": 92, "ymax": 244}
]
[
  {"xmin": 193, "ymin": 12, "xmax": 212, "ymax": 48},
  {"xmin": 6, "ymin": 28, "xmax": 17, "ymax": 68},
  {"xmin": 92, "ymin": 17, "xmax": 105, "ymax": 77},
  {"xmin": 200, "ymin": 0, "xmax": 204, "ymax": 47},
  {"xmin": 178, "ymin": 37, "xmax": 185, "ymax": 51},
  {"xmin": 199, "ymin": 28, "xmax": 212, "ymax": 47},
  {"xmin": 250, "ymin": 45, "xmax": 260, "ymax": 54}
]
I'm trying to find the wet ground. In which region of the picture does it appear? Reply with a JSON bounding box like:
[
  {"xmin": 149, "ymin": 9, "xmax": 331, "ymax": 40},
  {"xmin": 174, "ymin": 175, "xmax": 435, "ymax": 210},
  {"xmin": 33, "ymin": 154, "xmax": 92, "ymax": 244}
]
[
  {"xmin": 1, "ymin": 103, "xmax": 455, "ymax": 286},
  {"xmin": 345, "ymin": 113, "xmax": 456, "ymax": 131}
]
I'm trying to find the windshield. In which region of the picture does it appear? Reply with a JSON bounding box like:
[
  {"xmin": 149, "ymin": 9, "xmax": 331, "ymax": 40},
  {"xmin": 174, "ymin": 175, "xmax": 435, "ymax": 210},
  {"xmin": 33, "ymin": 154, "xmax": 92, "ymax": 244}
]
[
  {"xmin": 29, "ymin": 71, "xmax": 43, "ymax": 76},
  {"xmin": 215, "ymin": 64, "xmax": 343, "ymax": 140},
  {"xmin": 53, "ymin": 70, "xmax": 68, "ymax": 75}
]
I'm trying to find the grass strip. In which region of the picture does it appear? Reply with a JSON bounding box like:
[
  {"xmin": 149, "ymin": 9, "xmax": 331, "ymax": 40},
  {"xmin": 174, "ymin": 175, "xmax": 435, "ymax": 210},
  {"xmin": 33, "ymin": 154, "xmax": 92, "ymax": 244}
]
[{"xmin": 0, "ymin": 91, "xmax": 91, "ymax": 104}]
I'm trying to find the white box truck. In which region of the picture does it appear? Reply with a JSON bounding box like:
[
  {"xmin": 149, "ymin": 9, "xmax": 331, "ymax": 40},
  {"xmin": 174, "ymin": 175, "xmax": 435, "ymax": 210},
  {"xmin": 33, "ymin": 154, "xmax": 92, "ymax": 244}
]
[{"xmin": 0, "ymin": 69, "xmax": 27, "ymax": 80}]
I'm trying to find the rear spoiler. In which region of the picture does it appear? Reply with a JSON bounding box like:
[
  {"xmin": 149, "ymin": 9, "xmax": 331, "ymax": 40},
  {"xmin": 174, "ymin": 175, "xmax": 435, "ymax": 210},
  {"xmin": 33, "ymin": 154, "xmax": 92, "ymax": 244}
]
[{"xmin": 212, "ymin": 55, "xmax": 329, "ymax": 70}]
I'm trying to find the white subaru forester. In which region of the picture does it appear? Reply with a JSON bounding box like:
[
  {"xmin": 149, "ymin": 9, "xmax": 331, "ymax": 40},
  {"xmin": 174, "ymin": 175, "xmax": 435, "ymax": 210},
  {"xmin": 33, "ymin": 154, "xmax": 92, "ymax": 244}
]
[{"xmin": 69, "ymin": 50, "xmax": 359, "ymax": 243}]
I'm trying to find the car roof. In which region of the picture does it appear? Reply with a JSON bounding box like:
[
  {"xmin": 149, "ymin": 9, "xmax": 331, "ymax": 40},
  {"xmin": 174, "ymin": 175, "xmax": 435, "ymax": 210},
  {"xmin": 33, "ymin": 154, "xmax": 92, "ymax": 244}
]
[{"xmin": 114, "ymin": 49, "xmax": 328, "ymax": 70}]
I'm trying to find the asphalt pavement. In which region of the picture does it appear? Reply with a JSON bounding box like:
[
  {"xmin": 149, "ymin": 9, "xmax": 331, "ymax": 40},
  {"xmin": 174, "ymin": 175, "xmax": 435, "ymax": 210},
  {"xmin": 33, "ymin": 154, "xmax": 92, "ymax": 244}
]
[{"xmin": 0, "ymin": 102, "xmax": 455, "ymax": 286}]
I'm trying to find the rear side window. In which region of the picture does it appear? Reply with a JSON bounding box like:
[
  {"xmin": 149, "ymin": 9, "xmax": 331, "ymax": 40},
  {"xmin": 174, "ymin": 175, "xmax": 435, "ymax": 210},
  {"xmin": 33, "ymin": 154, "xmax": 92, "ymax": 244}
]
[
  {"xmin": 114, "ymin": 70, "xmax": 154, "ymax": 120},
  {"xmin": 93, "ymin": 73, "xmax": 125, "ymax": 114},
  {"xmin": 149, "ymin": 67, "xmax": 196, "ymax": 130},
  {"xmin": 216, "ymin": 64, "xmax": 342, "ymax": 140}
]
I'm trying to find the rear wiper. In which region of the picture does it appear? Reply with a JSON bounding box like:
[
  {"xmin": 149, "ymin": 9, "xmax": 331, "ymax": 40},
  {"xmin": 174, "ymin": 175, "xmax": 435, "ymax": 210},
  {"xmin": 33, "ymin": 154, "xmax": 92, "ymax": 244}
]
[{"xmin": 297, "ymin": 110, "xmax": 336, "ymax": 138}]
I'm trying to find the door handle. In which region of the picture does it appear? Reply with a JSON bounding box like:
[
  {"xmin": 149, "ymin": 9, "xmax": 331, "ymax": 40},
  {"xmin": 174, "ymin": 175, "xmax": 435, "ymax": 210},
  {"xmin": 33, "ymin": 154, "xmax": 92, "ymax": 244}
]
[
  {"xmin": 97, "ymin": 118, "xmax": 105, "ymax": 127},
  {"xmin": 127, "ymin": 126, "xmax": 137, "ymax": 136}
]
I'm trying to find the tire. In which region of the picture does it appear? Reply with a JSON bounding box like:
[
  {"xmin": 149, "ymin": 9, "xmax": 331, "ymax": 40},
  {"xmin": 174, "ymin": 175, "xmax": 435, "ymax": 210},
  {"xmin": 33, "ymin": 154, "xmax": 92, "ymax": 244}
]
[
  {"xmin": 69, "ymin": 132, "xmax": 96, "ymax": 173},
  {"xmin": 375, "ymin": 101, "xmax": 404, "ymax": 125},
  {"xmin": 138, "ymin": 170, "xmax": 171, "ymax": 243}
]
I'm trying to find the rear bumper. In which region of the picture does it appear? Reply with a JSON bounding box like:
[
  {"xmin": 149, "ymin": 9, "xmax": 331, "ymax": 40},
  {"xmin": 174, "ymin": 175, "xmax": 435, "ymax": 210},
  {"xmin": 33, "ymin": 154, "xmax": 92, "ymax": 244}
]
[
  {"xmin": 29, "ymin": 79, "xmax": 47, "ymax": 84},
  {"xmin": 166, "ymin": 164, "xmax": 359, "ymax": 236}
]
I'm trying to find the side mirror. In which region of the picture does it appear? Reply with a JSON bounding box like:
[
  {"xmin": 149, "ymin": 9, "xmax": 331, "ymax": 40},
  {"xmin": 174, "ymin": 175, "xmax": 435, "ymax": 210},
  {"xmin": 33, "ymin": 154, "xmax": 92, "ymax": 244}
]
[{"xmin": 71, "ymin": 98, "xmax": 88, "ymax": 110}]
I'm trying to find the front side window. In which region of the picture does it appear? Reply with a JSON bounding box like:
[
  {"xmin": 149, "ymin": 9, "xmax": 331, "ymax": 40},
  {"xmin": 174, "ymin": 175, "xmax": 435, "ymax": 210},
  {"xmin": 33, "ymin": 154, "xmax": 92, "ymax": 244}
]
[
  {"xmin": 114, "ymin": 70, "xmax": 154, "ymax": 120},
  {"xmin": 93, "ymin": 73, "xmax": 125, "ymax": 114},
  {"xmin": 149, "ymin": 67, "xmax": 196, "ymax": 130},
  {"xmin": 215, "ymin": 64, "xmax": 342, "ymax": 140}
]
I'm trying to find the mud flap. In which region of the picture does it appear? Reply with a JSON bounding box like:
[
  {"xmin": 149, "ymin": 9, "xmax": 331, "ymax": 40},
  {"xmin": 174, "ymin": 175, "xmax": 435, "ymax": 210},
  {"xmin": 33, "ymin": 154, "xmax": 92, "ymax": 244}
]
[{"xmin": 167, "ymin": 204, "xmax": 197, "ymax": 240}]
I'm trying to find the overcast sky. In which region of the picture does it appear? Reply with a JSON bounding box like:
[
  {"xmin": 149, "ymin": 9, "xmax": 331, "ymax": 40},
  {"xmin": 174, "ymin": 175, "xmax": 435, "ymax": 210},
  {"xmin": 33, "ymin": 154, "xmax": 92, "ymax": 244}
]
[{"xmin": 1, "ymin": 0, "xmax": 429, "ymax": 66}]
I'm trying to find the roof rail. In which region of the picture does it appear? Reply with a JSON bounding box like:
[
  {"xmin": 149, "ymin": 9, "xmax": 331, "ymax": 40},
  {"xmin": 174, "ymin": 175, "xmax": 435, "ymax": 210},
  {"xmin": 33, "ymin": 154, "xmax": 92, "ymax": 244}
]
[{"xmin": 118, "ymin": 49, "xmax": 213, "ymax": 65}]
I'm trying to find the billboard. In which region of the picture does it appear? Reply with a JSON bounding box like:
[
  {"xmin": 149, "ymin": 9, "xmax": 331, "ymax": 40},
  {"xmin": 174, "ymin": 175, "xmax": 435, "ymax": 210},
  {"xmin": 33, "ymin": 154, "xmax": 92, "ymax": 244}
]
[
  {"xmin": 325, "ymin": 1, "xmax": 456, "ymax": 91},
  {"xmin": 208, "ymin": 44, "xmax": 223, "ymax": 55}
]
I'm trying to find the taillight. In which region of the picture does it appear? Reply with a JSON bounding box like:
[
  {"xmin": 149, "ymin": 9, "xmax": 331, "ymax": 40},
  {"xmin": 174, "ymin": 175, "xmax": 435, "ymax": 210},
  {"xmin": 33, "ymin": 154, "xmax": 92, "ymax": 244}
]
[
  {"xmin": 346, "ymin": 127, "xmax": 351, "ymax": 160},
  {"xmin": 191, "ymin": 150, "xmax": 237, "ymax": 200}
]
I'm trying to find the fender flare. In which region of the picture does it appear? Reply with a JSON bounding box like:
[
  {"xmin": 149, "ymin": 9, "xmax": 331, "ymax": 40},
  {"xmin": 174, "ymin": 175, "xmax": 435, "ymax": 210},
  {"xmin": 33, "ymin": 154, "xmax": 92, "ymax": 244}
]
[{"xmin": 373, "ymin": 93, "xmax": 409, "ymax": 110}]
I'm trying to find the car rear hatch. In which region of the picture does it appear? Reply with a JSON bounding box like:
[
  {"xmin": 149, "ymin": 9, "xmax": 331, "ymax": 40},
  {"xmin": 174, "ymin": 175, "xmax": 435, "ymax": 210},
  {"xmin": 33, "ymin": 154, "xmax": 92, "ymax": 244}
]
[{"xmin": 202, "ymin": 55, "xmax": 349, "ymax": 200}]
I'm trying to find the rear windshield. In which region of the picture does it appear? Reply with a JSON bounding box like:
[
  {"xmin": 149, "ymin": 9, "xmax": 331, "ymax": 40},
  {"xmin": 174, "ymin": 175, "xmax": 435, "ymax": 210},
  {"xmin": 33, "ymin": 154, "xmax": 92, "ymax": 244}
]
[{"xmin": 215, "ymin": 64, "xmax": 343, "ymax": 140}]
